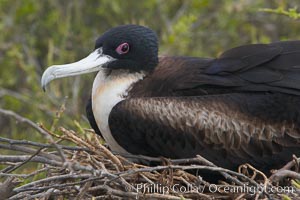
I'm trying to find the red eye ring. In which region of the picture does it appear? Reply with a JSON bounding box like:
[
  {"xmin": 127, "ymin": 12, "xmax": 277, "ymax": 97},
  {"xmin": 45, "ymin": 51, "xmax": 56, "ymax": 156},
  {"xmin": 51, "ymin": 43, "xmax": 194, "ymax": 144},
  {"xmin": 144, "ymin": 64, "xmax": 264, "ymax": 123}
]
[{"xmin": 116, "ymin": 43, "xmax": 130, "ymax": 54}]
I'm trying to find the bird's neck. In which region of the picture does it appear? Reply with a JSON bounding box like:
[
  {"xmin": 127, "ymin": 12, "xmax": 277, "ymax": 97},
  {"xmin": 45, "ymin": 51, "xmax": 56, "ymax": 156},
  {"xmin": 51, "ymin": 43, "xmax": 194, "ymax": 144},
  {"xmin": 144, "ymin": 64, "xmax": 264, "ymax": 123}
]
[{"xmin": 91, "ymin": 69, "xmax": 146, "ymax": 153}]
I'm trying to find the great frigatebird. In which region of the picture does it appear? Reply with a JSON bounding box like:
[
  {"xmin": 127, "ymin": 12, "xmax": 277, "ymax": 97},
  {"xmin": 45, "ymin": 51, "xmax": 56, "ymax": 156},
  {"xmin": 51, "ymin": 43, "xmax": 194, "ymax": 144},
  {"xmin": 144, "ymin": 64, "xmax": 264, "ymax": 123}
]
[{"xmin": 41, "ymin": 24, "xmax": 300, "ymax": 172}]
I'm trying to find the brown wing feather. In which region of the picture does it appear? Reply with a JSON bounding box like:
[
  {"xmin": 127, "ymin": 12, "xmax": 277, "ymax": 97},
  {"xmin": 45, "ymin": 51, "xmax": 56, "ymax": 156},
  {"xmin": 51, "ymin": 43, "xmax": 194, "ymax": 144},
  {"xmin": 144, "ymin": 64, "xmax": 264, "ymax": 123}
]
[
  {"xmin": 109, "ymin": 93, "xmax": 300, "ymax": 171},
  {"xmin": 129, "ymin": 41, "xmax": 300, "ymax": 97}
]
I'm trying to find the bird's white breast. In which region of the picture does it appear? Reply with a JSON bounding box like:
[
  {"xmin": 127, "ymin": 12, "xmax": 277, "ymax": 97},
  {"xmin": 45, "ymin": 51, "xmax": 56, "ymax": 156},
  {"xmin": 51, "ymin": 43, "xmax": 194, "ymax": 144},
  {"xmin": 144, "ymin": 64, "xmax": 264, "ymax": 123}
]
[{"xmin": 92, "ymin": 69, "xmax": 145, "ymax": 154}]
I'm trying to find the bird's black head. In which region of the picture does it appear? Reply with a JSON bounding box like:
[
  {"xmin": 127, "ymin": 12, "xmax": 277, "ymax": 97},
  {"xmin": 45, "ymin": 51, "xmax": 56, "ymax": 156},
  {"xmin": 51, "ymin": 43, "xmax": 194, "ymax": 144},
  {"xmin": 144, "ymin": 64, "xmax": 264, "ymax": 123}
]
[
  {"xmin": 95, "ymin": 25, "xmax": 159, "ymax": 72},
  {"xmin": 41, "ymin": 25, "xmax": 159, "ymax": 89}
]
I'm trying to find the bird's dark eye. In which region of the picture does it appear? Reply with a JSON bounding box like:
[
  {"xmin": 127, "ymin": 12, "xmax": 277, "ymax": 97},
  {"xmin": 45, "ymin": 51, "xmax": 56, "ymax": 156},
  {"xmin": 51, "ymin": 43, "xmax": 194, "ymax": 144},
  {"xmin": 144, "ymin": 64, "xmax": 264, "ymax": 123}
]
[{"xmin": 116, "ymin": 43, "xmax": 130, "ymax": 54}]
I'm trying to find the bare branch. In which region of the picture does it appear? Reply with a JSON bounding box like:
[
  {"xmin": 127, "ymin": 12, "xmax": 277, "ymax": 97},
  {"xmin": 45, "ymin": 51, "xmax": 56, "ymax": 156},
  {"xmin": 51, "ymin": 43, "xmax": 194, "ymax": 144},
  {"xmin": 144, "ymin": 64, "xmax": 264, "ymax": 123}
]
[
  {"xmin": 0, "ymin": 177, "xmax": 22, "ymax": 199},
  {"xmin": 3, "ymin": 147, "xmax": 45, "ymax": 173},
  {"xmin": 0, "ymin": 137, "xmax": 90, "ymax": 152},
  {"xmin": 270, "ymin": 170, "xmax": 300, "ymax": 182},
  {"xmin": 0, "ymin": 155, "xmax": 61, "ymax": 166},
  {"xmin": 0, "ymin": 143, "xmax": 60, "ymax": 161},
  {"xmin": 0, "ymin": 108, "xmax": 66, "ymax": 163}
]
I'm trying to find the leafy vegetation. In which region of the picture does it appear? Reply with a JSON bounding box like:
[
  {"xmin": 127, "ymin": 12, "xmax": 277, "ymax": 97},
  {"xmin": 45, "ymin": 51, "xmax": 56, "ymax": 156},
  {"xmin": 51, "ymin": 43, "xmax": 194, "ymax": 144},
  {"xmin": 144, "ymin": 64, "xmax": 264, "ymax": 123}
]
[{"xmin": 260, "ymin": 6, "xmax": 300, "ymax": 19}]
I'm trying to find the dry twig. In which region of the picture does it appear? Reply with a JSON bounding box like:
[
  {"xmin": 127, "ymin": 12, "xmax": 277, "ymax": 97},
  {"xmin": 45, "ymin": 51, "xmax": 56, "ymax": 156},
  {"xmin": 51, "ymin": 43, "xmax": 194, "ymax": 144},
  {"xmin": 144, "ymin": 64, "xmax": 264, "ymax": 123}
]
[{"xmin": 0, "ymin": 108, "xmax": 299, "ymax": 199}]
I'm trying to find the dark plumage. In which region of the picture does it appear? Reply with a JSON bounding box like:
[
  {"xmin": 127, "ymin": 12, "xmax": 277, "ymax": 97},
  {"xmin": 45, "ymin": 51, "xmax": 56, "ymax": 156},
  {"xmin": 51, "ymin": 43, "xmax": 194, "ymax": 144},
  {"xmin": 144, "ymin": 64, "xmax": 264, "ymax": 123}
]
[
  {"xmin": 42, "ymin": 25, "xmax": 300, "ymax": 173},
  {"xmin": 86, "ymin": 98, "xmax": 101, "ymax": 136},
  {"xmin": 109, "ymin": 94, "xmax": 299, "ymax": 171}
]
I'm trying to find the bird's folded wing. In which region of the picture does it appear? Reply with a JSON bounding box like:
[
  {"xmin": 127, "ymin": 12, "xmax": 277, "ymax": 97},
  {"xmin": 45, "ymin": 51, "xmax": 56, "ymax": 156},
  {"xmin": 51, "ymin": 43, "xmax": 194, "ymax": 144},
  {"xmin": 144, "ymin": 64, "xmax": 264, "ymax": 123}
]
[
  {"xmin": 158, "ymin": 41, "xmax": 300, "ymax": 94},
  {"xmin": 202, "ymin": 41, "xmax": 300, "ymax": 95},
  {"xmin": 108, "ymin": 94, "xmax": 300, "ymax": 167},
  {"xmin": 206, "ymin": 43, "xmax": 282, "ymax": 74}
]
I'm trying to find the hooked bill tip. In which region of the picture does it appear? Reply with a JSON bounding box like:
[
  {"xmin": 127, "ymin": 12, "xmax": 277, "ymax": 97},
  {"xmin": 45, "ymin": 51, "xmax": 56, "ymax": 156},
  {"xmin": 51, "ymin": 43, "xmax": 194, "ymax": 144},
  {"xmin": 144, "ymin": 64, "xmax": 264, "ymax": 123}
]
[{"xmin": 41, "ymin": 77, "xmax": 47, "ymax": 92}]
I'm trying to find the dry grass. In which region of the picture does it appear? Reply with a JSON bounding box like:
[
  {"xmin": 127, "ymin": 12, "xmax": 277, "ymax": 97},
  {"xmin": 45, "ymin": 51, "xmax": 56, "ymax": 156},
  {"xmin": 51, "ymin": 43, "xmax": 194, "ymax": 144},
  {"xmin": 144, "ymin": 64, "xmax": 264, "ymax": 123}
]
[{"xmin": 0, "ymin": 108, "xmax": 299, "ymax": 200}]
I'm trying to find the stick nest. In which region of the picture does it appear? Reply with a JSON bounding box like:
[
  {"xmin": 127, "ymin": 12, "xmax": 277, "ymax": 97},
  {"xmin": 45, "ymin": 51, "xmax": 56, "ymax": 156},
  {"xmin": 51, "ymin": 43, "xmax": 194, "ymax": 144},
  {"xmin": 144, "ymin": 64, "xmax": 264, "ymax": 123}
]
[{"xmin": 0, "ymin": 109, "xmax": 299, "ymax": 200}]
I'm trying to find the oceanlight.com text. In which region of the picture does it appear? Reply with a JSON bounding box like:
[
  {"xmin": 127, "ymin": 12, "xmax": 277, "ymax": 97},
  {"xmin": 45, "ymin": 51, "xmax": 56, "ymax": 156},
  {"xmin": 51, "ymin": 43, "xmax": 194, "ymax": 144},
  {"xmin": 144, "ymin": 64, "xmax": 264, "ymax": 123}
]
[{"xmin": 128, "ymin": 183, "xmax": 296, "ymax": 196}]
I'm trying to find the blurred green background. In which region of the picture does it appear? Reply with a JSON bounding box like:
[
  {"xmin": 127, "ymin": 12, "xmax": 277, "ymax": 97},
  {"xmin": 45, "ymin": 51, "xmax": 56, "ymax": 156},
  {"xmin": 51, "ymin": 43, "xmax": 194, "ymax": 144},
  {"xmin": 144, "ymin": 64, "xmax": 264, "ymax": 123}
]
[{"xmin": 1, "ymin": 0, "xmax": 300, "ymax": 142}]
